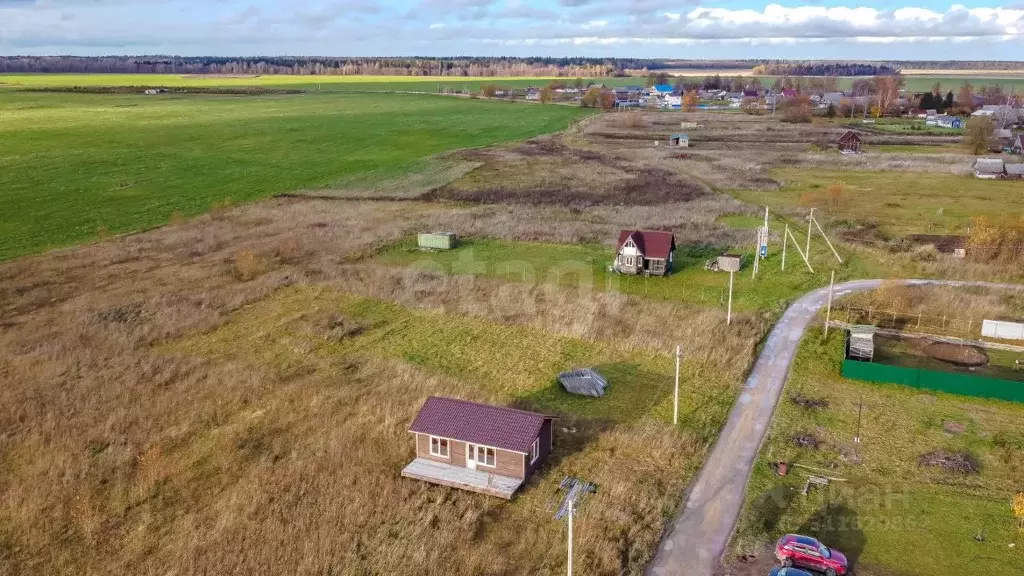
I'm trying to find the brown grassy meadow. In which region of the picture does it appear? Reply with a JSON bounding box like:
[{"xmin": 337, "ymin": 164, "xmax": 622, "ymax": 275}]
[{"xmin": 4, "ymin": 109, "xmax": 1024, "ymax": 576}]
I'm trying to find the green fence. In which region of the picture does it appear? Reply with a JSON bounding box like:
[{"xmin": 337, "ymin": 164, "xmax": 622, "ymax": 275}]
[{"xmin": 842, "ymin": 359, "xmax": 1024, "ymax": 404}]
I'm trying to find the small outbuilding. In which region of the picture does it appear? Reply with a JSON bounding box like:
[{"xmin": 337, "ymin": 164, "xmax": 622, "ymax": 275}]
[
  {"xmin": 417, "ymin": 232, "xmax": 458, "ymax": 250},
  {"xmin": 715, "ymin": 253, "xmax": 742, "ymax": 272},
  {"xmin": 402, "ymin": 396, "xmax": 553, "ymax": 499},
  {"xmin": 558, "ymin": 368, "xmax": 608, "ymax": 397},
  {"xmin": 836, "ymin": 130, "xmax": 863, "ymax": 154},
  {"xmin": 973, "ymin": 158, "xmax": 1006, "ymax": 179},
  {"xmin": 613, "ymin": 230, "xmax": 676, "ymax": 276},
  {"xmin": 669, "ymin": 133, "xmax": 689, "ymax": 147},
  {"xmin": 846, "ymin": 325, "xmax": 875, "ymax": 362},
  {"xmin": 1006, "ymin": 163, "xmax": 1024, "ymax": 179}
]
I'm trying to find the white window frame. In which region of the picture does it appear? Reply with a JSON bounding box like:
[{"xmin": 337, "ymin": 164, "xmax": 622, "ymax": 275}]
[
  {"xmin": 429, "ymin": 435, "xmax": 449, "ymax": 458},
  {"xmin": 529, "ymin": 438, "xmax": 540, "ymax": 464},
  {"xmin": 468, "ymin": 444, "xmax": 497, "ymax": 468}
]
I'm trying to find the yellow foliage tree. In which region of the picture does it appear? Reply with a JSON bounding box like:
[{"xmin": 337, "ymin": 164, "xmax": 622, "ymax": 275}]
[
  {"xmin": 683, "ymin": 91, "xmax": 699, "ymax": 112},
  {"xmin": 539, "ymin": 85, "xmax": 554, "ymax": 104},
  {"xmin": 1014, "ymin": 492, "xmax": 1024, "ymax": 529},
  {"xmin": 967, "ymin": 215, "xmax": 1024, "ymax": 264}
]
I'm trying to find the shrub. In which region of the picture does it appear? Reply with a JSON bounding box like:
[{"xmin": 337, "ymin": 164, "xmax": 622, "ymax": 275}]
[{"xmin": 231, "ymin": 250, "xmax": 266, "ymax": 281}]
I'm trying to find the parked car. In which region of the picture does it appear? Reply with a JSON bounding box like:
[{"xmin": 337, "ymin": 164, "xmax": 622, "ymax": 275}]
[
  {"xmin": 769, "ymin": 568, "xmax": 815, "ymax": 576},
  {"xmin": 775, "ymin": 534, "xmax": 849, "ymax": 576}
]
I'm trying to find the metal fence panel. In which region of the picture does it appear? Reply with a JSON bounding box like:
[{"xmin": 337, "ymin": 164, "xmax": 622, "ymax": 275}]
[{"xmin": 842, "ymin": 360, "xmax": 1024, "ymax": 404}]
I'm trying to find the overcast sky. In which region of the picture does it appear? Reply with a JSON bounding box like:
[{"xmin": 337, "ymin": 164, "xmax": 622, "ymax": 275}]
[{"xmin": 1, "ymin": 0, "xmax": 1023, "ymax": 59}]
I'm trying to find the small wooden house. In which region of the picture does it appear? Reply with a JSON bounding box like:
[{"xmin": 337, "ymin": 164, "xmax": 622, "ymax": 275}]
[
  {"xmin": 1005, "ymin": 163, "xmax": 1024, "ymax": 180},
  {"xmin": 402, "ymin": 396, "xmax": 553, "ymax": 499},
  {"xmin": 1011, "ymin": 135, "xmax": 1024, "ymax": 155},
  {"xmin": 669, "ymin": 133, "xmax": 689, "ymax": 147},
  {"xmin": 836, "ymin": 130, "xmax": 862, "ymax": 153},
  {"xmin": 613, "ymin": 230, "xmax": 676, "ymax": 276}
]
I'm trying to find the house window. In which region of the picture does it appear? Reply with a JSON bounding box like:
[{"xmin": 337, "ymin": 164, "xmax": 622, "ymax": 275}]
[
  {"xmin": 530, "ymin": 438, "xmax": 540, "ymax": 464},
  {"xmin": 625, "ymin": 256, "xmax": 634, "ymax": 266},
  {"xmin": 429, "ymin": 436, "xmax": 449, "ymax": 458},
  {"xmin": 474, "ymin": 445, "xmax": 496, "ymax": 467}
]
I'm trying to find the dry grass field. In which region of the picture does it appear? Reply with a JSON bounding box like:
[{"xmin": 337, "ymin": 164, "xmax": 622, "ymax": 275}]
[{"xmin": 4, "ymin": 106, "xmax": 1024, "ymax": 576}]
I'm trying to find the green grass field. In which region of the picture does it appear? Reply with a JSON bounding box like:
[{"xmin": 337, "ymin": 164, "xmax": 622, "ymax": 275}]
[
  {"xmin": 733, "ymin": 329, "xmax": 1024, "ymax": 576},
  {"xmin": 0, "ymin": 73, "xmax": 641, "ymax": 93},
  {"xmin": 0, "ymin": 90, "xmax": 591, "ymax": 260},
  {"xmin": 733, "ymin": 168, "xmax": 1023, "ymax": 238},
  {"xmin": 375, "ymin": 236, "xmax": 879, "ymax": 315}
]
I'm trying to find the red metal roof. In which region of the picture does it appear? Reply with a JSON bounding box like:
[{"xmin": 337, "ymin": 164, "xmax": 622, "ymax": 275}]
[
  {"xmin": 409, "ymin": 397, "xmax": 549, "ymax": 454},
  {"xmin": 616, "ymin": 230, "xmax": 676, "ymax": 260}
]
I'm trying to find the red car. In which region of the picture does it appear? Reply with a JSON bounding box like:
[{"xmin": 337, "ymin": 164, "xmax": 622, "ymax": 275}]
[{"xmin": 775, "ymin": 534, "xmax": 849, "ymax": 576}]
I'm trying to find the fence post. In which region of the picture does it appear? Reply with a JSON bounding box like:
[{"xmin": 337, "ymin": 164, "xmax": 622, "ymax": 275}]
[
  {"xmin": 917, "ymin": 313, "xmax": 922, "ymax": 329},
  {"xmin": 942, "ymin": 315, "xmax": 946, "ymax": 328},
  {"xmin": 868, "ymin": 307, "xmax": 873, "ymax": 321}
]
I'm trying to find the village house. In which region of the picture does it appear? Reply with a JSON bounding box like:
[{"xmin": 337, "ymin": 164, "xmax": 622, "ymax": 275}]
[
  {"xmin": 613, "ymin": 230, "xmax": 676, "ymax": 276},
  {"xmin": 836, "ymin": 130, "xmax": 863, "ymax": 153},
  {"xmin": 1012, "ymin": 135, "xmax": 1024, "ymax": 155},
  {"xmin": 1006, "ymin": 163, "xmax": 1024, "ymax": 179},
  {"xmin": 401, "ymin": 396, "xmax": 554, "ymax": 499}
]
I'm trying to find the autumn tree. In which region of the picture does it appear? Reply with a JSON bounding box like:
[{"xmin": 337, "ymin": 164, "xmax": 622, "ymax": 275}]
[
  {"xmin": 964, "ymin": 116, "xmax": 995, "ymax": 155},
  {"xmin": 655, "ymin": 72, "xmax": 669, "ymax": 85},
  {"xmin": 539, "ymin": 85, "xmax": 554, "ymax": 104},
  {"xmin": 581, "ymin": 86, "xmax": 601, "ymax": 108},
  {"xmin": 873, "ymin": 74, "xmax": 904, "ymax": 117},
  {"xmin": 481, "ymin": 84, "xmax": 497, "ymax": 98},
  {"xmin": 598, "ymin": 89, "xmax": 616, "ymax": 111},
  {"xmin": 967, "ymin": 215, "xmax": 1024, "ymax": 264},
  {"xmin": 741, "ymin": 96, "xmax": 763, "ymax": 115},
  {"xmin": 683, "ymin": 91, "xmax": 699, "ymax": 112},
  {"xmin": 780, "ymin": 94, "xmax": 813, "ymax": 123},
  {"xmin": 826, "ymin": 103, "xmax": 837, "ymax": 119},
  {"xmin": 958, "ymin": 81, "xmax": 977, "ymax": 113}
]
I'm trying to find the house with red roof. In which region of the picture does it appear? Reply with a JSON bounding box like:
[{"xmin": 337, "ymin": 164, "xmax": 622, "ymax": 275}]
[
  {"xmin": 613, "ymin": 230, "xmax": 676, "ymax": 276},
  {"xmin": 401, "ymin": 396, "xmax": 554, "ymax": 499}
]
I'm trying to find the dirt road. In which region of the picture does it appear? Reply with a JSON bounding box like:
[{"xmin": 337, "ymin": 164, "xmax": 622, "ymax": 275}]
[{"xmin": 646, "ymin": 279, "xmax": 1022, "ymax": 576}]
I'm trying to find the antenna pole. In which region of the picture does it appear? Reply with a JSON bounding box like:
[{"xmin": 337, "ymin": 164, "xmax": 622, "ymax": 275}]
[
  {"xmin": 825, "ymin": 270, "xmax": 835, "ymax": 336},
  {"xmin": 727, "ymin": 270, "xmax": 734, "ymax": 325},
  {"xmin": 567, "ymin": 498, "xmax": 574, "ymax": 576},
  {"xmin": 673, "ymin": 346, "xmax": 681, "ymax": 425}
]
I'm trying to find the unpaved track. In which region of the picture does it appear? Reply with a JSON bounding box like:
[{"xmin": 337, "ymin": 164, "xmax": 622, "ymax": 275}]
[{"xmin": 647, "ymin": 279, "xmax": 1023, "ymax": 576}]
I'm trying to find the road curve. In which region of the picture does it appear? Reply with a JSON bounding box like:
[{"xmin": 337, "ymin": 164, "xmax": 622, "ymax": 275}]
[{"xmin": 647, "ymin": 279, "xmax": 1023, "ymax": 576}]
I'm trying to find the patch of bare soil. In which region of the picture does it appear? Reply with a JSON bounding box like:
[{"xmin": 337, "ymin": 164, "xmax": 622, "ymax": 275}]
[
  {"xmin": 792, "ymin": 432, "xmax": 823, "ymax": 449},
  {"xmin": 791, "ymin": 393, "xmax": 829, "ymax": 410},
  {"xmin": 923, "ymin": 341, "xmax": 989, "ymax": 367},
  {"xmin": 918, "ymin": 450, "xmax": 980, "ymax": 474}
]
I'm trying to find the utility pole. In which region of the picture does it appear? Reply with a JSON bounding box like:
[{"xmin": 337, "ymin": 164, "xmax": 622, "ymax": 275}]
[
  {"xmin": 825, "ymin": 270, "xmax": 835, "ymax": 336},
  {"xmin": 567, "ymin": 497, "xmax": 575, "ymax": 576},
  {"xmin": 673, "ymin": 346, "xmax": 682, "ymax": 425},
  {"xmin": 805, "ymin": 208, "xmax": 813, "ymax": 263},
  {"xmin": 727, "ymin": 270, "xmax": 734, "ymax": 325},
  {"xmin": 781, "ymin": 223, "xmax": 789, "ymax": 271}
]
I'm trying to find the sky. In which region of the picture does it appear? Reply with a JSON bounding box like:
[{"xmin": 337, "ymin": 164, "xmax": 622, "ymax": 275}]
[{"xmin": 2, "ymin": 0, "xmax": 1024, "ymax": 60}]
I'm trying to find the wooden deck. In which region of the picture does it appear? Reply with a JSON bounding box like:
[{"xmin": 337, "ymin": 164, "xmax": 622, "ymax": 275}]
[{"xmin": 401, "ymin": 458, "xmax": 522, "ymax": 499}]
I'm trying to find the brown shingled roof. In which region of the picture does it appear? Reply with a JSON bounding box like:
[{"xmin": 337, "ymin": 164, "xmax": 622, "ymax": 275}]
[
  {"xmin": 616, "ymin": 230, "xmax": 676, "ymax": 260},
  {"xmin": 409, "ymin": 397, "xmax": 550, "ymax": 454}
]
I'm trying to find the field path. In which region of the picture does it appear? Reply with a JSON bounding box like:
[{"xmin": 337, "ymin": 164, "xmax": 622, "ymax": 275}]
[{"xmin": 647, "ymin": 279, "xmax": 1023, "ymax": 576}]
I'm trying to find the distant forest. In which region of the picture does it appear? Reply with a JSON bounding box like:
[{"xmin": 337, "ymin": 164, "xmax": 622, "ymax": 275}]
[{"xmin": 1, "ymin": 56, "xmax": 1022, "ymax": 76}]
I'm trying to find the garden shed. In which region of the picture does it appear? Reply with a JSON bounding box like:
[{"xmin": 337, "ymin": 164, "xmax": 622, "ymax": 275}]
[
  {"xmin": 417, "ymin": 232, "xmax": 458, "ymax": 250},
  {"xmin": 836, "ymin": 130, "xmax": 862, "ymax": 153},
  {"xmin": 1006, "ymin": 164, "xmax": 1024, "ymax": 179},
  {"xmin": 846, "ymin": 325, "xmax": 875, "ymax": 361},
  {"xmin": 973, "ymin": 158, "xmax": 1005, "ymax": 179},
  {"xmin": 669, "ymin": 133, "xmax": 689, "ymax": 147}
]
